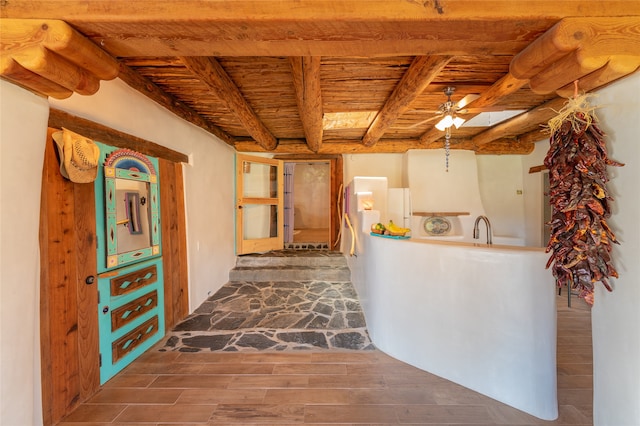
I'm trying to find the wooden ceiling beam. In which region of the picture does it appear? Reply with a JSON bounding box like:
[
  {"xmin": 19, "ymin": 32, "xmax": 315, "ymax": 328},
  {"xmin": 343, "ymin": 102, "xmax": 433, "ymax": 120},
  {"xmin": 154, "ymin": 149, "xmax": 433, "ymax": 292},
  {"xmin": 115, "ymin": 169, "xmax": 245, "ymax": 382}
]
[
  {"xmin": 556, "ymin": 58, "xmax": 640, "ymax": 98},
  {"xmin": 7, "ymin": 2, "xmax": 639, "ymax": 57},
  {"xmin": 234, "ymin": 138, "xmax": 533, "ymax": 155},
  {"xmin": 511, "ymin": 17, "xmax": 640, "ymax": 94},
  {"xmin": 461, "ymin": 73, "xmax": 529, "ymax": 111},
  {"xmin": 474, "ymin": 139, "xmax": 534, "ymax": 155},
  {"xmin": 118, "ymin": 63, "xmax": 235, "ymax": 146},
  {"xmin": 180, "ymin": 56, "xmax": 277, "ymax": 150},
  {"xmin": 6, "ymin": 1, "xmax": 638, "ymax": 21},
  {"xmin": 517, "ymin": 128, "xmax": 549, "ymax": 145},
  {"xmin": 0, "ymin": 19, "xmax": 119, "ymax": 98},
  {"xmin": 362, "ymin": 55, "xmax": 452, "ymax": 147},
  {"xmin": 289, "ymin": 56, "xmax": 323, "ymax": 153}
]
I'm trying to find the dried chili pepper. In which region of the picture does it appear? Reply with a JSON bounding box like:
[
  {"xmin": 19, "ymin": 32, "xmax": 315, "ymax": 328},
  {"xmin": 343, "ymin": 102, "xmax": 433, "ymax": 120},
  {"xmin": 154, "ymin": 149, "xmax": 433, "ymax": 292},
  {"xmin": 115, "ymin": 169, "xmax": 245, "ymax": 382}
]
[{"xmin": 544, "ymin": 92, "xmax": 623, "ymax": 305}]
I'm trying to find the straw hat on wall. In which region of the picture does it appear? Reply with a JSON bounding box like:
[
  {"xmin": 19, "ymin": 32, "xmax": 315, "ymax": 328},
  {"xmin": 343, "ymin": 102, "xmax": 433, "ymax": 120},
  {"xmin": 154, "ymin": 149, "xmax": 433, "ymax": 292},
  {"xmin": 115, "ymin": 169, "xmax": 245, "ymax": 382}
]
[{"xmin": 52, "ymin": 128, "xmax": 100, "ymax": 183}]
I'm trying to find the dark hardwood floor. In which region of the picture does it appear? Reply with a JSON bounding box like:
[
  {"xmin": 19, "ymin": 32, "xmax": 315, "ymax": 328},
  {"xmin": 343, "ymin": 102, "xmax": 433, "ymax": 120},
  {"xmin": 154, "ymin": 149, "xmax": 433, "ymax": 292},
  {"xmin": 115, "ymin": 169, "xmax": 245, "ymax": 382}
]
[{"xmin": 57, "ymin": 294, "xmax": 592, "ymax": 425}]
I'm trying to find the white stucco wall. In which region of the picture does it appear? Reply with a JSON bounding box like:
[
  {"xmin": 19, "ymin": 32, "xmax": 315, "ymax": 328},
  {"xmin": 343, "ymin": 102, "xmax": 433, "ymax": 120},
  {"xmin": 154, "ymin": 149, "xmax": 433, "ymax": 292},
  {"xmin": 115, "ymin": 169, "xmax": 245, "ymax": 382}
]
[
  {"xmin": 0, "ymin": 81, "xmax": 49, "ymax": 425},
  {"xmin": 49, "ymin": 78, "xmax": 237, "ymax": 310},
  {"xmin": 476, "ymin": 155, "xmax": 526, "ymax": 238},
  {"xmin": 343, "ymin": 153, "xmax": 404, "ymax": 188},
  {"xmin": 590, "ymin": 73, "xmax": 640, "ymax": 426}
]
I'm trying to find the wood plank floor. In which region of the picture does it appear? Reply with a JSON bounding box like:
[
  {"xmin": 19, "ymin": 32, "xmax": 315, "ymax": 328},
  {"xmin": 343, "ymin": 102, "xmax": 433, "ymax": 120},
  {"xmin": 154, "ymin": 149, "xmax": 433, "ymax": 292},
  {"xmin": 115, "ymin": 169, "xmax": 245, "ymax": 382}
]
[
  {"xmin": 293, "ymin": 228, "xmax": 329, "ymax": 243},
  {"xmin": 58, "ymin": 295, "xmax": 592, "ymax": 425}
]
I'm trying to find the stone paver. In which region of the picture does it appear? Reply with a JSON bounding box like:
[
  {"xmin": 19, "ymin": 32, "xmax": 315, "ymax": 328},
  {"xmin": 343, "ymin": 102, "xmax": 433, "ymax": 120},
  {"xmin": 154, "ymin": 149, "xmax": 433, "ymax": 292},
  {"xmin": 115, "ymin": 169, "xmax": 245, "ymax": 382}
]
[{"xmin": 160, "ymin": 250, "xmax": 374, "ymax": 352}]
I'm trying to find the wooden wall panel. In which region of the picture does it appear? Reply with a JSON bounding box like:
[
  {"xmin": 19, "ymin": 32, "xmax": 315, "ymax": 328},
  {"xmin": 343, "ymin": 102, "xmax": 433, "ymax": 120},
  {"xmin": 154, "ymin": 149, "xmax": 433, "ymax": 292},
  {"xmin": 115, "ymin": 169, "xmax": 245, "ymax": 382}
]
[
  {"xmin": 159, "ymin": 159, "xmax": 189, "ymax": 330},
  {"xmin": 73, "ymin": 172, "xmax": 100, "ymax": 400},
  {"xmin": 39, "ymin": 128, "xmax": 99, "ymax": 425}
]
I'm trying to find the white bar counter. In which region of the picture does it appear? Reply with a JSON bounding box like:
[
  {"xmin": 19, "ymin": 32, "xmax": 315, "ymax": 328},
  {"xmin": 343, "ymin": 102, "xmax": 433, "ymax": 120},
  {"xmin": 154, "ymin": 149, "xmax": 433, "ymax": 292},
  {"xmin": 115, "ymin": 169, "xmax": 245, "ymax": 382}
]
[{"xmin": 347, "ymin": 233, "xmax": 558, "ymax": 420}]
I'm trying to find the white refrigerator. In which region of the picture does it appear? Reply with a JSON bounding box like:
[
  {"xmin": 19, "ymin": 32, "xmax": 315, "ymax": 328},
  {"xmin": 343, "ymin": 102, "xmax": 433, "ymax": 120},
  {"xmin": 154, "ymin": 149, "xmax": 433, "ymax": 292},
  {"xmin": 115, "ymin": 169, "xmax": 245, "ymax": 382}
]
[{"xmin": 387, "ymin": 188, "xmax": 412, "ymax": 228}]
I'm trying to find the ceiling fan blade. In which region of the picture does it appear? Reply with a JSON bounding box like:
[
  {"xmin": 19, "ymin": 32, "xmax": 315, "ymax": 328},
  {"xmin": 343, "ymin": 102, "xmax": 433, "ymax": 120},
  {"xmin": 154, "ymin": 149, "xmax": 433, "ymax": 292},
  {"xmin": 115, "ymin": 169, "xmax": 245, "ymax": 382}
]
[
  {"xmin": 456, "ymin": 93, "xmax": 480, "ymax": 109},
  {"xmin": 459, "ymin": 106, "xmax": 512, "ymax": 114},
  {"xmin": 407, "ymin": 109, "xmax": 441, "ymax": 114},
  {"xmin": 396, "ymin": 115, "xmax": 442, "ymax": 129}
]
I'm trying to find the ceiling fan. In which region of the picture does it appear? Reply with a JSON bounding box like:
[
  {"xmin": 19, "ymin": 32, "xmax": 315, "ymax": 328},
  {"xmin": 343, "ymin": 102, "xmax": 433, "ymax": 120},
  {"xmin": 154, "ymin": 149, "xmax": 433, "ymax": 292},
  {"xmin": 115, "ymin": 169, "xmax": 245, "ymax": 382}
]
[
  {"xmin": 434, "ymin": 86, "xmax": 472, "ymax": 131},
  {"xmin": 402, "ymin": 86, "xmax": 478, "ymax": 130},
  {"xmin": 407, "ymin": 86, "xmax": 480, "ymax": 172}
]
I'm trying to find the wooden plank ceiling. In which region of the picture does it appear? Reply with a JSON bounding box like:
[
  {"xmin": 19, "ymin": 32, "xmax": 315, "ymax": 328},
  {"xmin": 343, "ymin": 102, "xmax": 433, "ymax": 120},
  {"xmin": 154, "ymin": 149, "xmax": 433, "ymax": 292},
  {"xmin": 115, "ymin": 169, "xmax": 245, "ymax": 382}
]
[{"xmin": 2, "ymin": 1, "xmax": 640, "ymax": 156}]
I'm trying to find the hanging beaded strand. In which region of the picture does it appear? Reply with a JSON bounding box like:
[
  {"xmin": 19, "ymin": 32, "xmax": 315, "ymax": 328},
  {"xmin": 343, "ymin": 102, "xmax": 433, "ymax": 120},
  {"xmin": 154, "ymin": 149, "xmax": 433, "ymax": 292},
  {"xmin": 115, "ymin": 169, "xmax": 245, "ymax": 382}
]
[{"xmin": 444, "ymin": 127, "xmax": 451, "ymax": 172}]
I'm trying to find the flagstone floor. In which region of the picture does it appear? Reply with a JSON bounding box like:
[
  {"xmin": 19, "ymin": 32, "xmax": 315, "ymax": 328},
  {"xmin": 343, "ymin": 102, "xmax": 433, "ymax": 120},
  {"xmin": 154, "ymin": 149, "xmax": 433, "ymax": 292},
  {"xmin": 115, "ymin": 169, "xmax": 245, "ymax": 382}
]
[{"xmin": 159, "ymin": 278, "xmax": 374, "ymax": 352}]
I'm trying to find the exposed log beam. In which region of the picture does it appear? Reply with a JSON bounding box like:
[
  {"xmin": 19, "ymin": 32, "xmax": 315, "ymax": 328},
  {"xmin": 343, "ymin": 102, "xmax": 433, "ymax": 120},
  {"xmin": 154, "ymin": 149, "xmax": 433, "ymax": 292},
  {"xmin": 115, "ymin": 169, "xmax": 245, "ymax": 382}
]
[
  {"xmin": 556, "ymin": 58, "xmax": 640, "ymax": 98},
  {"xmin": 118, "ymin": 63, "xmax": 235, "ymax": 146},
  {"xmin": 462, "ymin": 73, "xmax": 529, "ymax": 111},
  {"xmin": 419, "ymin": 127, "xmax": 449, "ymax": 147},
  {"xmin": 235, "ymin": 138, "xmax": 533, "ymax": 155},
  {"xmin": 289, "ymin": 56, "xmax": 323, "ymax": 153},
  {"xmin": 518, "ymin": 128, "xmax": 549, "ymax": 145},
  {"xmin": 179, "ymin": 56, "xmax": 277, "ymax": 150},
  {"xmin": 475, "ymin": 140, "xmax": 534, "ymax": 155},
  {"xmin": 4, "ymin": 2, "xmax": 639, "ymax": 57},
  {"xmin": 472, "ymin": 97, "xmax": 567, "ymax": 147},
  {"xmin": 511, "ymin": 17, "xmax": 640, "ymax": 94},
  {"xmin": 362, "ymin": 55, "xmax": 452, "ymax": 147},
  {"xmin": 7, "ymin": 1, "xmax": 639, "ymax": 20},
  {"xmin": 0, "ymin": 19, "xmax": 119, "ymax": 98}
]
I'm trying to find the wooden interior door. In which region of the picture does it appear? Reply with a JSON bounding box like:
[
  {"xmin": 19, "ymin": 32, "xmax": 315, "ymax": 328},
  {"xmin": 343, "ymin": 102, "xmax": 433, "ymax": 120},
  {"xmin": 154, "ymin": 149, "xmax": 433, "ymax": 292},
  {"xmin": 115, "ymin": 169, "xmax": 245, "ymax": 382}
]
[{"xmin": 235, "ymin": 154, "xmax": 284, "ymax": 254}]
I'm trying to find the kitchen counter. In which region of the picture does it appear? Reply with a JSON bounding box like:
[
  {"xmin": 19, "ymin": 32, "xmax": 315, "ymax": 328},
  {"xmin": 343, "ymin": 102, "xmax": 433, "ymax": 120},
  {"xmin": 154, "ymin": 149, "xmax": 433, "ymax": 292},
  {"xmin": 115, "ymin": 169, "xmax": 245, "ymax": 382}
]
[{"xmin": 347, "ymin": 232, "xmax": 558, "ymax": 420}]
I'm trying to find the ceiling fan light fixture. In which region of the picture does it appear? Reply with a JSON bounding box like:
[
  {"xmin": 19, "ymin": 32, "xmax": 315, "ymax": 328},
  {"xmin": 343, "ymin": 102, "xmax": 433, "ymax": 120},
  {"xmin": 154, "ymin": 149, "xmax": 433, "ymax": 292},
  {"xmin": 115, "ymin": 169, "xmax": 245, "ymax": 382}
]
[
  {"xmin": 452, "ymin": 116, "xmax": 466, "ymax": 129},
  {"xmin": 435, "ymin": 114, "xmax": 454, "ymax": 131},
  {"xmin": 435, "ymin": 113, "xmax": 465, "ymax": 131}
]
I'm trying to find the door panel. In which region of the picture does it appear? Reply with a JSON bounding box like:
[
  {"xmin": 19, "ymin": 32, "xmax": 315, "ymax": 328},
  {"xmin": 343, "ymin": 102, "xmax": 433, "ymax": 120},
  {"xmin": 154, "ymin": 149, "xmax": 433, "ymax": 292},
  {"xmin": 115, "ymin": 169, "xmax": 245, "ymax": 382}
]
[
  {"xmin": 97, "ymin": 257, "xmax": 165, "ymax": 384},
  {"xmin": 236, "ymin": 154, "xmax": 283, "ymax": 254}
]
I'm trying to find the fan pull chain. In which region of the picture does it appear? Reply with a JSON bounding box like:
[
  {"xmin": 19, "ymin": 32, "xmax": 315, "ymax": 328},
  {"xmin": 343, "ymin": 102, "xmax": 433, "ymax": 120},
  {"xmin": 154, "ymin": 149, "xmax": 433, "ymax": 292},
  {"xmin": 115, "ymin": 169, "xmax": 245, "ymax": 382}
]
[{"xmin": 445, "ymin": 129, "xmax": 451, "ymax": 172}]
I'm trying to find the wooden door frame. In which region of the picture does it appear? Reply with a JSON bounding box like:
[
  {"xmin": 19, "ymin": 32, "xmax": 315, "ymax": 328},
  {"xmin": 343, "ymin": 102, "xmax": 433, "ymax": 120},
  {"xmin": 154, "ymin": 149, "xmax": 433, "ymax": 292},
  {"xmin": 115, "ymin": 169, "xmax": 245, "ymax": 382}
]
[{"xmin": 274, "ymin": 154, "xmax": 343, "ymax": 249}]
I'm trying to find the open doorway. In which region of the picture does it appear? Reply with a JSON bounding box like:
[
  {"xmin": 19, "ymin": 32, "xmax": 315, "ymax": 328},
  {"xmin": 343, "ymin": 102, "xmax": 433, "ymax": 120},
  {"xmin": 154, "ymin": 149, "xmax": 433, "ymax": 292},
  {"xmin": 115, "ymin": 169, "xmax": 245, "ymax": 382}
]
[{"xmin": 284, "ymin": 161, "xmax": 331, "ymax": 248}]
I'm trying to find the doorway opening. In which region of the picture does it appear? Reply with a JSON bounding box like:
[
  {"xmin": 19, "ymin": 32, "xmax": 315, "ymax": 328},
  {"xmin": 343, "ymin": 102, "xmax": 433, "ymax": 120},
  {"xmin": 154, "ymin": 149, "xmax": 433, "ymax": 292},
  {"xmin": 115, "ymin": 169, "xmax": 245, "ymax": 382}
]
[{"xmin": 284, "ymin": 161, "xmax": 331, "ymax": 248}]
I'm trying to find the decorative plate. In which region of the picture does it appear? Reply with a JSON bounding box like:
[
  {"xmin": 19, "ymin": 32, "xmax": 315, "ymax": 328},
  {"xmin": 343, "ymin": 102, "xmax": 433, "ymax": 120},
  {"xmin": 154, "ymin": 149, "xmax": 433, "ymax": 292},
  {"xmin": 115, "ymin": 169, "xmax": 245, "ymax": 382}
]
[{"xmin": 423, "ymin": 216, "xmax": 451, "ymax": 236}]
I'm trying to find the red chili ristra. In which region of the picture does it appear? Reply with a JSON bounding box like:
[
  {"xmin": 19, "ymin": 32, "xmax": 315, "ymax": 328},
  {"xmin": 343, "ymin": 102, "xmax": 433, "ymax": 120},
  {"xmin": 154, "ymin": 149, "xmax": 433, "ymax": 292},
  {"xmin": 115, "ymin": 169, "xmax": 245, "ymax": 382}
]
[{"xmin": 544, "ymin": 111, "xmax": 623, "ymax": 305}]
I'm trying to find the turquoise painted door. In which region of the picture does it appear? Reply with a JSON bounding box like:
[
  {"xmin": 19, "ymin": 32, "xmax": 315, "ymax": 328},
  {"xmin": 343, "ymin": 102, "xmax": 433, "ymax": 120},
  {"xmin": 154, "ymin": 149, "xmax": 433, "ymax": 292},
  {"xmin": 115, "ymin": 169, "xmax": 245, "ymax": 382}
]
[
  {"xmin": 97, "ymin": 257, "xmax": 165, "ymax": 384},
  {"xmin": 94, "ymin": 143, "xmax": 165, "ymax": 385}
]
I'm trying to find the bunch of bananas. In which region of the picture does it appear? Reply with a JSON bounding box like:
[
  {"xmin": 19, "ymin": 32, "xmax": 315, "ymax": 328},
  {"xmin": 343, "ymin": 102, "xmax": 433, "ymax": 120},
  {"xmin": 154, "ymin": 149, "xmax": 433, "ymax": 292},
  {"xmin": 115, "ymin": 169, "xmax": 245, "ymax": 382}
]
[
  {"xmin": 371, "ymin": 221, "xmax": 410, "ymax": 236},
  {"xmin": 386, "ymin": 220, "xmax": 410, "ymax": 235}
]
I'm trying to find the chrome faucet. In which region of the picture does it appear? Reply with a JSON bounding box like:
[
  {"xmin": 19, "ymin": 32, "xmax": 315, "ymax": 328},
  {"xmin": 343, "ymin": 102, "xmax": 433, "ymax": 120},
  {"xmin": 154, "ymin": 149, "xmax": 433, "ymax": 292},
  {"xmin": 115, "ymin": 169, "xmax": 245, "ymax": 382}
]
[{"xmin": 473, "ymin": 215, "xmax": 492, "ymax": 245}]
